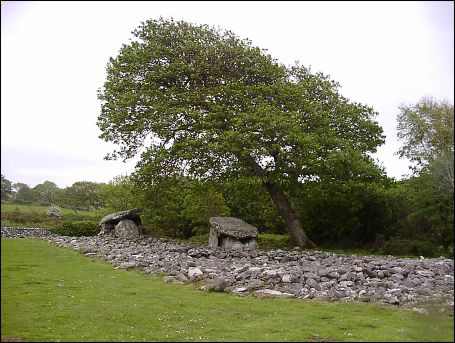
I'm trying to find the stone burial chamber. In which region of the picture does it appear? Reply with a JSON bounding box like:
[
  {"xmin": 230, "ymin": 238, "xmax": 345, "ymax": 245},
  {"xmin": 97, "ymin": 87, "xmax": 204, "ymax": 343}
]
[
  {"xmin": 209, "ymin": 216, "xmax": 258, "ymax": 250},
  {"xmin": 99, "ymin": 209, "xmax": 143, "ymax": 238}
]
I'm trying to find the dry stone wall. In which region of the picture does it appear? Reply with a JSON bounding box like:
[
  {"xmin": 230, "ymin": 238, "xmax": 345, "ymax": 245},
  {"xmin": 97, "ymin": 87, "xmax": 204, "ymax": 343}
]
[{"xmin": 2, "ymin": 227, "xmax": 453, "ymax": 313}]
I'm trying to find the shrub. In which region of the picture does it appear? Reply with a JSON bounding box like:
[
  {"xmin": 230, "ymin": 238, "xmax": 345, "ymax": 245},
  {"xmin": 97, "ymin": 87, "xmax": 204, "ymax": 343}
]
[
  {"xmin": 53, "ymin": 220, "xmax": 100, "ymax": 237},
  {"xmin": 257, "ymin": 233, "xmax": 292, "ymax": 250},
  {"xmin": 379, "ymin": 238, "xmax": 439, "ymax": 257},
  {"xmin": 1, "ymin": 211, "xmax": 48, "ymax": 225},
  {"xmin": 46, "ymin": 204, "xmax": 62, "ymax": 218},
  {"xmin": 188, "ymin": 233, "xmax": 209, "ymax": 245}
]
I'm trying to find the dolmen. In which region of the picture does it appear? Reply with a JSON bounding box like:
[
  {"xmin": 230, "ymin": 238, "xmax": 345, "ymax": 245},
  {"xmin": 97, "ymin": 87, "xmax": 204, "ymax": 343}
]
[
  {"xmin": 209, "ymin": 216, "xmax": 258, "ymax": 250},
  {"xmin": 99, "ymin": 209, "xmax": 143, "ymax": 238}
]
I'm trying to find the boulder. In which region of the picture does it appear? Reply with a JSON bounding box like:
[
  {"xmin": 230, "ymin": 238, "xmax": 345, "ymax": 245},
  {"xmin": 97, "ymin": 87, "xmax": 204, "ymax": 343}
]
[
  {"xmin": 114, "ymin": 219, "xmax": 142, "ymax": 238},
  {"xmin": 209, "ymin": 217, "xmax": 258, "ymax": 249},
  {"xmin": 99, "ymin": 209, "xmax": 142, "ymax": 236}
]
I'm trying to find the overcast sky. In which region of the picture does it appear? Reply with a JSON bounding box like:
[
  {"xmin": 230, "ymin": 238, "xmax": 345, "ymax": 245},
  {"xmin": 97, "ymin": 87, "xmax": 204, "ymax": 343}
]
[{"xmin": 2, "ymin": 1, "xmax": 454, "ymax": 188}]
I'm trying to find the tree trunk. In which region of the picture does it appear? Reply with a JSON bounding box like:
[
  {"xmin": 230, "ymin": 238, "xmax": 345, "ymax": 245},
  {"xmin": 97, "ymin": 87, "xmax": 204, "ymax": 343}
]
[
  {"xmin": 244, "ymin": 155, "xmax": 316, "ymax": 248},
  {"xmin": 263, "ymin": 181, "xmax": 316, "ymax": 248}
]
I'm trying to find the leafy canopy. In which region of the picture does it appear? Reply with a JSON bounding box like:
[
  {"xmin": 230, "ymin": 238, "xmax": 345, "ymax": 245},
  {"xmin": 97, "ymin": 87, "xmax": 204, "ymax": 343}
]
[
  {"xmin": 97, "ymin": 18, "xmax": 384, "ymax": 186},
  {"xmin": 397, "ymin": 97, "xmax": 454, "ymax": 171}
]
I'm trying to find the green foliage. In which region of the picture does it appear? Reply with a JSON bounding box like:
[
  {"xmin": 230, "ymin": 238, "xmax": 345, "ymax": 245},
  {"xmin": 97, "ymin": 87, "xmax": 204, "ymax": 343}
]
[
  {"xmin": 62, "ymin": 181, "xmax": 103, "ymax": 211},
  {"xmin": 134, "ymin": 176, "xmax": 190, "ymax": 238},
  {"xmin": 379, "ymin": 238, "xmax": 441, "ymax": 258},
  {"xmin": 257, "ymin": 233, "xmax": 293, "ymax": 250},
  {"xmin": 296, "ymin": 160, "xmax": 394, "ymax": 248},
  {"xmin": 397, "ymin": 97, "xmax": 454, "ymax": 174},
  {"xmin": 52, "ymin": 220, "xmax": 100, "ymax": 237},
  {"xmin": 32, "ymin": 181, "xmax": 58, "ymax": 205},
  {"xmin": 218, "ymin": 177, "xmax": 286, "ymax": 234},
  {"xmin": 188, "ymin": 233, "xmax": 209, "ymax": 245},
  {"xmin": 386, "ymin": 173, "xmax": 454, "ymax": 256},
  {"xmin": 1, "ymin": 174, "xmax": 13, "ymax": 200},
  {"xmin": 98, "ymin": 175, "xmax": 136, "ymax": 212},
  {"xmin": 182, "ymin": 182, "xmax": 230, "ymax": 233},
  {"xmin": 12, "ymin": 182, "xmax": 37, "ymax": 203},
  {"xmin": 1, "ymin": 210, "xmax": 49, "ymax": 225},
  {"xmin": 1, "ymin": 203, "xmax": 103, "ymax": 230},
  {"xmin": 134, "ymin": 176, "xmax": 230, "ymax": 238},
  {"xmin": 97, "ymin": 17, "xmax": 385, "ymax": 247}
]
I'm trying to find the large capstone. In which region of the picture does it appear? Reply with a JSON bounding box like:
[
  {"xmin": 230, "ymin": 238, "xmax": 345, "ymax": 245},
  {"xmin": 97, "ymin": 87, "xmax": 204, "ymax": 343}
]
[
  {"xmin": 99, "ymin": 209, "xmax": 142, "ymax": 237},
  {"xmin": 209, "ymin": 217, "xmax": 258, "ymax": 250}
]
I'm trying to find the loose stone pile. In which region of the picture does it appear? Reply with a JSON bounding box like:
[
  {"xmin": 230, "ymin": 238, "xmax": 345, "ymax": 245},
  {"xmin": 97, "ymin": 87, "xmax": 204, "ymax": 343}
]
[{"xmin": 2, "ymin": 227, "xmax": 453, "ymax": 313}]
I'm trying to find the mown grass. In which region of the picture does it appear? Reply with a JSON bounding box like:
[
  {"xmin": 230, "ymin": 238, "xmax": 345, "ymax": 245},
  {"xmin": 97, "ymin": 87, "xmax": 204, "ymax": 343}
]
[{"xmin": 1, "ymin": 238, "xmax": 453, "ymax": 342}]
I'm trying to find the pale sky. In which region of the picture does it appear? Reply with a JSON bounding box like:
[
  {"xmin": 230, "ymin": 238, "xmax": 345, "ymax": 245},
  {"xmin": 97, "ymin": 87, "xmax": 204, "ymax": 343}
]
[{"xmin": 1, "ymin": 1, "xmax": 454, "ymax": 188}]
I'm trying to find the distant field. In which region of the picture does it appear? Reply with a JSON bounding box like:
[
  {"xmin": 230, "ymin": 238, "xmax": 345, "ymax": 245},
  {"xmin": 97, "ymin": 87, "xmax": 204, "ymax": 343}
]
[
  {"xmin": 0, "ymin": 202, "xmax": 104, "ymax": 229},
  {"xmin": 1, "ymin": 203, "xmax": 103, "ymax": 217},
  {"xmin": 1, "ymin": 238, "xmax": 454, "ymax": 342}
]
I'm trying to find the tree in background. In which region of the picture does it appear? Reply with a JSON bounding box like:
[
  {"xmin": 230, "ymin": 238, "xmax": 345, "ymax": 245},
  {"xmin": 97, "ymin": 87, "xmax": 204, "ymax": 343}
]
[
  {"xmin": 99, "ymin": 175, "xmax": 136, "ymax": 212},
  {"xmin": 33, "ymin": 181, "xmax": 58, "ymax": 205},
  {"xmin": 397, "ymin": 97, "xmax": 454, "ymax": 191},
  {"xmin": 12, "ymin": 183, "xmax": 37, "ymax": 203},
  {"xmin": 1, "ymin": 174, "xmax": 13, "ymax": 200},
  {"xmin": 218, "ymin": 177, "xmax": 286, "ymax": 234},
  {"xmin": 97, "ymin": 18, "xmax": 385, "ymax": 247},
  {"xmin": 394, "ymin": 97, "xmax": 454, "ymax": 256},
  {"xmin": 65, "ymin": 181, "xmax": 102, "ymax": 211},
  {"xmin": 296, "ymin": 154, "xmax": 394, "ymax": 248}
]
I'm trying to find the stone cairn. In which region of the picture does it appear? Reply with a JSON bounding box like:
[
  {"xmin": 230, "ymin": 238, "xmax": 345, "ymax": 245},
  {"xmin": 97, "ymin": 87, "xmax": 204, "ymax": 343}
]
[
  {"xmin": 1, "ymin": 225, "xmax": 453, "ymax": 314},
  {"xmin": 99, "ymin": 209, "xmax": 143, "ymax": 239},
  {"xmin": 209, "ymin": 217, "xmax": 258, "ymax": 250}
]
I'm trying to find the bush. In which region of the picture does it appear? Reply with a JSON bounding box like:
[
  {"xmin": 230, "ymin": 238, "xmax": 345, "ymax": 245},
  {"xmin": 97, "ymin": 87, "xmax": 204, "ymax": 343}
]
[
  {"xmin": 379, "ymin": 238, "xmax": 439, "ymax": 257},
  {"xmin": 257, "ymin": 233, "xmax": 292, "ymax": 250},
  {"xmin": 46, "ymin": 204, "xmax": 62, "ymax": 218},
  {"xmin": 188, "ymin": 233, "xmax": 209, "ymax": 245},
  {"xmin": 53, "ymin": 221, "xmax": 100, "ymax": 237},
  {"xmin": 1, "ymin": 211, "xmax": 48, "ymax": 225}
]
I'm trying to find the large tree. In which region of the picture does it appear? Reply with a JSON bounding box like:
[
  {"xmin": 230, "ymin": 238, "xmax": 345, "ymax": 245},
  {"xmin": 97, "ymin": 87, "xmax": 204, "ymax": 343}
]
[{"xmin": 97, "ymin": 18, "xmax": 384, "ymax": 247}]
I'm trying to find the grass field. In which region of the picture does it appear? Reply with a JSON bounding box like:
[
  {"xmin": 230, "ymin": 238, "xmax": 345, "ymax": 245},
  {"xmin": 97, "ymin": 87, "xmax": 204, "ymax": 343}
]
[
  {"xmin": 1, "ymin": 203, "xmax": 102, "ymax": 217},
  {"xmin": 1, "ymin": 238, "xmax": 453, "ymax": 342},
  {"xmin": 0, "ymin": 203, "xmax": 104, "ymax": 229}
]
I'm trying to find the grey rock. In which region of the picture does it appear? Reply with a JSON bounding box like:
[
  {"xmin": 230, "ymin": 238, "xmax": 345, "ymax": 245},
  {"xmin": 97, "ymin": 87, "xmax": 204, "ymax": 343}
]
[
  {"xmin": 208, "ymin": 217, "xmax": 258, "ymax": 249},
  {"xmin": 114, "ymin": 219, "xmax": 142, "ymax": 239},
  {"xmin": 99, "ymin": 209, "xmax": 142, "ymax": 236},
  {"xmin": 3, "ymin": 227, "xmax": 453, "ymax": 310}
]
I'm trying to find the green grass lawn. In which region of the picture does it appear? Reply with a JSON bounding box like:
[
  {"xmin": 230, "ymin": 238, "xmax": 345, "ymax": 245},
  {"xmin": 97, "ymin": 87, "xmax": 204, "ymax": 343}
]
[{"xmin": 1, "ymin": 238, "xmax": 453, "ymax": 342}]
